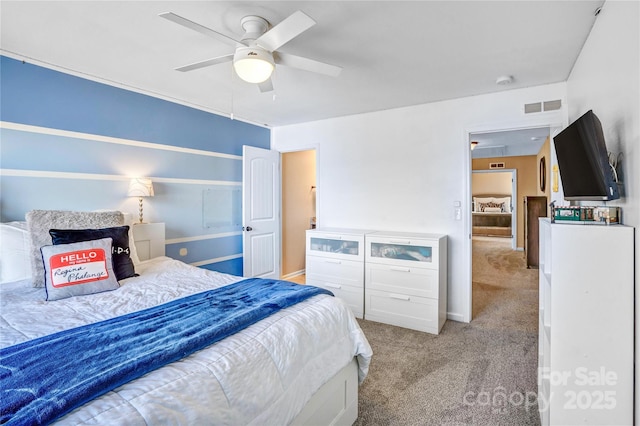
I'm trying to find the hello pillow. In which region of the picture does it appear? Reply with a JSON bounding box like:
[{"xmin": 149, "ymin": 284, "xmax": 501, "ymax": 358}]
[{"xmin": 41, "ymin": 237, "xmax": 120, "ymax": 301}]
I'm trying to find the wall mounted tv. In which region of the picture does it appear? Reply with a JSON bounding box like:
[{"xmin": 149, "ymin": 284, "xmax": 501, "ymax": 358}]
[{"xmin": 553, "ymin": 110, "xmax": 619, "ymax": 201}]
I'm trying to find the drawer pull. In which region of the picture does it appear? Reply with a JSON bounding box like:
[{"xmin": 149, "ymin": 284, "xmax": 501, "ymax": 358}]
[
  {"xmin": 325, "ymin": 235, "xmax": 342, "ymax": 240},
  {"xmin": 389, "ymin": 240, "xmax": 411, "ymax": 244},
  {"xmin": 389, "ymin": 293, "xmax": 410, "ymax": 301},
  {"xmin": 325, "ymin": 283, "xmax": 342, "ymax": 289},
  {"xmin": 390, "ymin": 267, "xmax": 411, "ymax": 273},
  {"xmin": 324, "ymin": 259, "xmax": 342, "ymax": 264}
]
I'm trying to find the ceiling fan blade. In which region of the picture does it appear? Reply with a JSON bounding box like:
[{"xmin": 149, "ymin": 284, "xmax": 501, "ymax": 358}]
[
  {"xmin": 275, "ymin": 52, "xmax": 342, "ymax": 77},
  {"xmin": 175, "ymin": 54, "xmax": 234, "ymax": 72},
  {"xmin": 256, "ymin": 10, "xmax": 316, "ymax": 52},
  {"xmin": 258, "ymin": 78, "xmax": 274, "ymax": 93},
  {"xmin": 159, "ymin": 12, "xmax": 244, "ymax": 47}
]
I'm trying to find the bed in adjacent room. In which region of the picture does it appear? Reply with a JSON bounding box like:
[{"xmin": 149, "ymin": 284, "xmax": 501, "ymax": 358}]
[
  {"xmin": 471, "ymin": 194, "xmax": 513, "ymax": 237},
  {"xmin": 0, "ymin": 210, "xmax": 372, "ymax": 426}
]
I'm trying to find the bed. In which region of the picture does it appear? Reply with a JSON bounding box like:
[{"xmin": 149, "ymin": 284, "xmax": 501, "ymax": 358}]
[
  {"xmin": 0, "ymin": 210, "xmax": 373, "ymax": 425},
  {"xmin": 471, "ymin": 195, "xmax": 513, "ymax": 237}
]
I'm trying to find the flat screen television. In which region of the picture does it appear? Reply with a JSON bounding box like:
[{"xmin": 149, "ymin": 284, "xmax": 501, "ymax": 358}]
[{"xmin": 553, "ymin": 110, "xmax": 619, "ymax": 201}]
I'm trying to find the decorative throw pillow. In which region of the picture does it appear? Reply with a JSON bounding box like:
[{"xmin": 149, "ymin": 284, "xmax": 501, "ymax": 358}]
[
  {"xmin": 122, "ymin": 212, "xmax": 141, "ymax": 266},
  {"xmin": 493, "ymin": 197, "xmax": 511, "ymax": 213},
  {"xmin": 483, "ymin": 207, "xmax": 503, "ymax": 213},
  {"xmin": 479, "ymin": 201, "xmax": 504, "ymax": 212},
  {"xmin": 26, "ymin": 210, "xmax": 124, "ymax": 288},
  {"xmin": 41, "ymin": 238, "xmax": 120, "ymax": 301},
  {"xmin": 49, "ymin": 226, "xmax": 137, "ymax": 281}
]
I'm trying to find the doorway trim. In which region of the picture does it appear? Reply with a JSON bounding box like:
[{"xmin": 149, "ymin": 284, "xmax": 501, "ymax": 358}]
[
  {"xmin": 471, "ymin": 169, "xmax": 517, "ymax": 250},
  {"xmin": 463, "ymin": 118, "xmax": 565, "ymax": 323}
]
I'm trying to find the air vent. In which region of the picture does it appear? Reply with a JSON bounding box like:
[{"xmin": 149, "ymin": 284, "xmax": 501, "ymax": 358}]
[
  {"xmin": 489, "ymin": 162, "xmax": 505, "ymax": 169},
  {"xmin": 524, "ymin": 102, "xmax": 542, "ymax": 114},
  {"xmin": 544, "ymin": 99, "xmax": 562, "ymax": 111},
  {"xmin": 524, "ymin": 99, "xmax": 562, "ymax": 114}
]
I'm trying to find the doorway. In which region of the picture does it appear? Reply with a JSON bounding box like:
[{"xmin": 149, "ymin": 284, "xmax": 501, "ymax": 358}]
[
  {"xmin": 471, "ymin": 169, "xmax": 517, "ymax": 249},
  {"xmin": 468, "ymin": 126, "xmax": 553, "ymax": 321},
  {"xmin": 280, "ymin": 149, "xmax": 316, "ymax": 281}
]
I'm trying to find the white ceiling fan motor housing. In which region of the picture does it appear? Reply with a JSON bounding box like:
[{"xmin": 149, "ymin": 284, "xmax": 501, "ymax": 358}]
[{"xmin": 240, "ymin": 15, "xmax": 270, "ymax": 44}]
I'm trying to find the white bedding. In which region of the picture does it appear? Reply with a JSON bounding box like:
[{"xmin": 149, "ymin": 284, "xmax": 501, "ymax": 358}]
[{"xmin": 1, "ymin": 256, "xmax": 372, "ymax": 425}]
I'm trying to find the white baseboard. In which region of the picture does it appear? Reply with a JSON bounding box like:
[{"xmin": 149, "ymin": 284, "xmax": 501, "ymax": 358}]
[
  {"xmin": 447, "ymin": 312, "xmax": 466, "ymax": 323},
  {"xmin": 281, "ymin": 269, "xmax": 305, "ymax": 280}
]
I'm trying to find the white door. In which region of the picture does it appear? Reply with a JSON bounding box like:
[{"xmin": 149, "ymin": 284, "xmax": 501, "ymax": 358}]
[{"xmin": 242, "ymin": 146, "xmax": 280, "ymax": 279}]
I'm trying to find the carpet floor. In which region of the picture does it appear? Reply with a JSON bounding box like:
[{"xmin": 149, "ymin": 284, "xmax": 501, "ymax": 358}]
[{"xmin": 354, "ymin": 237, "xmax": 541, "ymax": 426}]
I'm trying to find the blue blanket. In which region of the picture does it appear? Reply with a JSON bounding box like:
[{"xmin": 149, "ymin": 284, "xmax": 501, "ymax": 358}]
[{"xmin": 0, "ymin": 278, "xmax": 332, "ymax": 426}]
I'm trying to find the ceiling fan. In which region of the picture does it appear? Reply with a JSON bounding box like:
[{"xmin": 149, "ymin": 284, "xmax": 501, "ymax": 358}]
[{"xmin": 159, "ymin": 10, "xmax": 342, "ymax": 92}]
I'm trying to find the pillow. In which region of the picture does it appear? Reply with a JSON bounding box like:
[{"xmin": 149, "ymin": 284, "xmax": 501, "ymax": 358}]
[
  {"xmin": 41, "ymin": 237, "xmax": 120, "ymax": 301},
  {"xmin": 49, "ymin": 226, "xmax": 137, "ymax": 281},
  {"xmin": 493, "ymin": 197, "xmax": 511, "ymax": 213},
  {"xmin": 0, "ymin": 222, "xmax": 32, "ymax": 284},
  {"xmin": 473, "ymin": 197, "xmax": 512, "ymax": 213},
  {"xmin": 26, "ymin": 210, "xmax": 124, "ymax": 288},
  {"xmin": 483, "ymin": 207, "xmax": 503, "ymax": 213},
  {"xmin": 95, "ymin": 210, "xmax": 140, "ymax": 265},
  {"xmin": 478, "ymin": 201, "xmax": 505, "ymax": 212},
  {"xmin": 122, "ymin": 212, "xmax": 141, "ymax": 266}
]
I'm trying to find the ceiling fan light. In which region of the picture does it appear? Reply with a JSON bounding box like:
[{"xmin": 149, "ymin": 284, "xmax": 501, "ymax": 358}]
[{"xmin": 233, "ymin": 47, "xmax": 275, "ymax": 83}]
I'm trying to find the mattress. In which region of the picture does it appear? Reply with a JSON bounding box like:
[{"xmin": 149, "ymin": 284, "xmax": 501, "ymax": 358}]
[{"xmin": 0, "ymin": 256, "xmax": 372, "ymax": 425}]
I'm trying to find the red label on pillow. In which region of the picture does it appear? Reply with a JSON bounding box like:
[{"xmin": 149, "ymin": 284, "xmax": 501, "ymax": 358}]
[{"xmin": 49, "ymin": 248, "xmax": 109, "ymax": 288}]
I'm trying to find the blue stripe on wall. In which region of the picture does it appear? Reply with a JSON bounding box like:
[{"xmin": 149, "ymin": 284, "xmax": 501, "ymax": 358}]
[
  {"xmin": 0, "ymin": 175, "xmax": 132, "ymax": 221},
  {"xmin": 165, "ymin": 235, "xmax": 242, "ymax": 264},
  {"xmin": 200, "ymin": 258, "xmax": 243, "ymax": 277},
  {"xmin": 1, "ymin": 128, "xmax": 241, "ymax": 182},
  {"xmin": 0, "ymin": 56, "xmax": 269, "ymax": 155}
]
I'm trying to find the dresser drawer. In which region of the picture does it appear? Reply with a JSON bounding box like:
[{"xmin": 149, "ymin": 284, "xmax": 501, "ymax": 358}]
[
  {"xmin": 364, "ymin": 289, "xmax": 441, "ymax": 334},
  {"xmin": 365, "ymin": 263, "xmax": 439, "ymax": 298},
  {"xmin": 365, "ymin": 233, "xmax": 444, "ymax": 269},
  {"xmin": 307, "ymin": 278, "xmax": 364, "ymax": 319},
  {"xmin": 306, "ymin": 229, "xmax": 367, "ymax": 261},
  {"xmin": 306, "ymin": 256, "xmax": 364, "ymax": 288}
]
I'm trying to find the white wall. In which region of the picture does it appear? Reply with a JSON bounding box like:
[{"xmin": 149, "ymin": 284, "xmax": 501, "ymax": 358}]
[
  {"xmin": 273, "ymin": 82, "xmax": 567, "ymax": 322},
  {"xmin": 564, "ymin": 0, "xmax": 639, "ymax": 414}
]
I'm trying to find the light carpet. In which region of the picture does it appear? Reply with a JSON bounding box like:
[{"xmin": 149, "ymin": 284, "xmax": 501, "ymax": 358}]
[{"xmin": 354, "ymin": 237, "xmax": 540, "ymax": 425}]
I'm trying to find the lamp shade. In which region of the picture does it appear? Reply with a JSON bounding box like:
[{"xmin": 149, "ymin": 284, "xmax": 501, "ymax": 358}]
[
  {"xmin": 128, "ymin": 178, "xmax": 154, "ymax": 197},
  {"xmin": 233, "ymin": 46, "xmax": 275, "ymax": 83}
]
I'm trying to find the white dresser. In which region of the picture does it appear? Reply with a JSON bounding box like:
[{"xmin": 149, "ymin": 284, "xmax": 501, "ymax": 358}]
[
  {"xmin": 538, "ymin": 219, "xmax": 633, "ymax": 425},
  {"xmin": 364, "ymin": 231, "xmax": 447, "ymax": 334},
  {"xmin": 305, "ymin": 228, "xmax": 373, "ymax": 319}
]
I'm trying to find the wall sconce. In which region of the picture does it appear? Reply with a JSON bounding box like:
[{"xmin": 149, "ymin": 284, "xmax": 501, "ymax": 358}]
[{"xmin": 128, "ymin": 178, "xmax": 154, "ymax": 223}]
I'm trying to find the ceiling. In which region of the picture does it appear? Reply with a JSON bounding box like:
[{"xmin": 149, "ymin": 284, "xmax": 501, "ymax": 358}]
[
  {"xmin": 1, "ymin": 1, "xmax": 604, "ymax": 128},
  {"xmin": 471, "ymin": 127, "xmax": 550, "ymax": 159}
]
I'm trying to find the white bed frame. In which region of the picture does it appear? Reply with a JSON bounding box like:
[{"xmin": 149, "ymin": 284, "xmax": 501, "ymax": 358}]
[
  {"xmin": 130, "ymin": 227, "xmax": 360, "ymax": 426},
  {"xmin": 292, "ymin": 359, "xmax": 359, "ymax": 426}
]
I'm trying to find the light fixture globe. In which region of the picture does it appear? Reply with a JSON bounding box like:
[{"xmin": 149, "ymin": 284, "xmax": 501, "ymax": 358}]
[{"xmin": 233, "ymin": 46, "xmax": 275, "ymax": 83}]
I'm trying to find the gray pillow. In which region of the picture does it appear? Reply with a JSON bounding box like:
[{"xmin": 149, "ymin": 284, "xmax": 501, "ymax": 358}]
[
  {"xmin": 26, "ymin": 210, "xmax": 124, "ymax": 287},
  {"xmin": 41, "ymin": 237, "xmax": 120, "ymax": 301}
]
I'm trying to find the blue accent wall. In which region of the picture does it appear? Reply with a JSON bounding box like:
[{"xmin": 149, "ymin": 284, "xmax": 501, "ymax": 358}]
[{"xmin": 0, "ymin": 56, "xmax": 270, "ymax": 276}]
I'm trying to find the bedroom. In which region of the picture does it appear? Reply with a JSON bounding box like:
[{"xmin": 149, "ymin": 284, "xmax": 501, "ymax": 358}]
[{"xmin": 1, "ymin": 1, "xmax": 638, "ymax": 424}]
